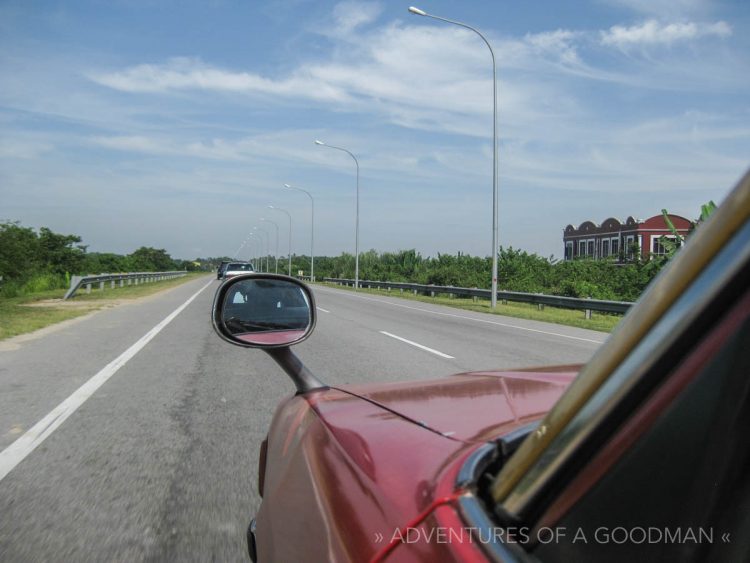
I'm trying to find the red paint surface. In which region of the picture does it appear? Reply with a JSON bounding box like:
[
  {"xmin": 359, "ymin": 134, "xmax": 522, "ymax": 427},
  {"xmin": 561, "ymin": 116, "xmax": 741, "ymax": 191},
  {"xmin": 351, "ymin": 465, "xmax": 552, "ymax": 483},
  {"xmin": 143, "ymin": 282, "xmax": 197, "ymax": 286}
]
[
  {"xmin": 338, "ymin": 369, "xmax": 577, "ymax": 443},
  {"xmin": 369, "ymin": 492, "xmax": 465, "ymax": 563},
  {"xmin": 384, "ymin": 503, "xmax": 491, "ymax": 562},
  {"xmin": 235, "ymin": 329, "xmax": 306, "ymax": 345},
  {"xmin": 255, "ymin": 369, "xmax": 577, "ymax": 561}
]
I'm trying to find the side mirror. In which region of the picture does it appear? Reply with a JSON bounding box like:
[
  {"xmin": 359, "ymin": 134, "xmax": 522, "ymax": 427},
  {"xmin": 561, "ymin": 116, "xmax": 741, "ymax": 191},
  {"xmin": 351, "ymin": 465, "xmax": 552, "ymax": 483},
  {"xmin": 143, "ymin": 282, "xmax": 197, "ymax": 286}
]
[{"xmin": 212, "ymin": 274, "xmax": 316, "ymax": 348}]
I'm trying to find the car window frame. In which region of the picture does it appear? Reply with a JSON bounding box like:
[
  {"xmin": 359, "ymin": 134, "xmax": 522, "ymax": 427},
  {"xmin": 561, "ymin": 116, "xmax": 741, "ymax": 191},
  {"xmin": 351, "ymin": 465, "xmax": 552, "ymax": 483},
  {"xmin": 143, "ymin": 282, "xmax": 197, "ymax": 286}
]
[
  {"xmin": 490, "ymin": 172, "xmax": 750, "ymax": 507},
  {"xmin": 495, "ymin": 216, "xmax": 750, "ymax": 524},
  {"xmin": 531, "ymin": 287, "xmax": 750, "ymax": 561}
]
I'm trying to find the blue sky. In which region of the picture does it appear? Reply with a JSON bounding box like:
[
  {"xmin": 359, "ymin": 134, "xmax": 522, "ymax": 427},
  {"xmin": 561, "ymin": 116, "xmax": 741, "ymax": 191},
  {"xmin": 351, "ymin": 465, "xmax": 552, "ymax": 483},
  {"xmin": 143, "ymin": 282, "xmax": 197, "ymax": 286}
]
[{"xmin": 1, "ymin": 0, "xmax": 748, "ymax": 263}]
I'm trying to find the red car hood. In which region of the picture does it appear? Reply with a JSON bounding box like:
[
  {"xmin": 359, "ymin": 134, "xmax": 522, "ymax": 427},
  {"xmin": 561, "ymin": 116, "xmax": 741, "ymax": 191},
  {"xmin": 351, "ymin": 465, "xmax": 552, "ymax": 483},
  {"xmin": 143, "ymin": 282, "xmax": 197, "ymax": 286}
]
[
  {"xmin": 257, "ymin": 366, "xmax": 582, "ymax": 562},
  {"xmin": 333, "ymin": 365, "xmax": 580, "ymax": 444}
]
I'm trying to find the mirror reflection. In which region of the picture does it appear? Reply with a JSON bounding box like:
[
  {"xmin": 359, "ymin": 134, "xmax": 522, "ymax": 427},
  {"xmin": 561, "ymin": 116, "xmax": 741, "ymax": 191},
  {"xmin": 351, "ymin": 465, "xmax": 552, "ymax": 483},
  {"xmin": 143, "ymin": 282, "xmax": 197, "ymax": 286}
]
[{"xmin": 221, "ymin": 278, "xmax": 312, "ymax": 346}]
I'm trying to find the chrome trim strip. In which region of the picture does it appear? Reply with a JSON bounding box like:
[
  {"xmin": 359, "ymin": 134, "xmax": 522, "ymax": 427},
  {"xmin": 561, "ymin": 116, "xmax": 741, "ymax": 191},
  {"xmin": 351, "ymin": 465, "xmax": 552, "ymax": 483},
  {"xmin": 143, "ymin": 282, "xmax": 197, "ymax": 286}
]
[
  {"xmin": 456, "ymin": 422, "xmax": 540, "ymax": 489},
  {"xmin": 456, "ymin": 444, "xmax": 496, "ymax": 489},
  {"xmin": 497, "ymin": 421, "xmax": 541, "ymax": 459}
]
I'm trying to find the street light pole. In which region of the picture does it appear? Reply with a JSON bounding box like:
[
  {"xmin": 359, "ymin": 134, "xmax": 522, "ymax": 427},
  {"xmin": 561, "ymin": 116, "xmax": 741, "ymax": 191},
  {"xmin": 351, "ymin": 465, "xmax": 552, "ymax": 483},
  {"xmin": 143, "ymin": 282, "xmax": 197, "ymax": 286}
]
[
  {"xmin": 409, "ymin": 6, "xmax": 499, "ymax": 308},
  {"xmin": 284, "ymin": 183, "xmax": 315, "ymax": 281},
  {"xmin": 315, "ymin": 139, "xmax": 360, "ymax": 289},
  {"xmin": 248, "ymin": 234, "xmax": 261, "ymax": 270},
  {"xmin": 253, "ymin": 239, "xmax": 260, "ymax": 269},
  {"xmin": 253, "ymin": 227, "xmax": 269, "ymax": 272},
  {"xmin": 261, "ymin": 218, "xmax": 279, "ymax": 273},
  {"xmin": 255, "ymin": 226, "xmax": 273, "ymax": 273},
  {"xmin": 268, "ymin": 205, "xmax": 292, "ymax": 276},
  {"xmin": 232, "ymin": 240, "xmax": 246, "ymax": 260}
]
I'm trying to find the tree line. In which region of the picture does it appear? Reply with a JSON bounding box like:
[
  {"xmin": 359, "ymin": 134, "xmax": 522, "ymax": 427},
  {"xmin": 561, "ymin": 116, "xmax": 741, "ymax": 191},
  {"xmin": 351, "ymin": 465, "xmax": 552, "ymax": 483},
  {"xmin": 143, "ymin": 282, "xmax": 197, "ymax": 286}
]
[
  {"xmin": 0, "ymin": 222, "xmax": 202, "ymax": 297},
  {"xmin": 283, "ymin": 247, "xmax": 664, "ymax": 302},
  {"xmin": 1, "ymin": 220, "xmax": 672, "ymax": 302},
  {"xmin": 281, "ymin": 206, "xmax": 714, "ymax": 302}
]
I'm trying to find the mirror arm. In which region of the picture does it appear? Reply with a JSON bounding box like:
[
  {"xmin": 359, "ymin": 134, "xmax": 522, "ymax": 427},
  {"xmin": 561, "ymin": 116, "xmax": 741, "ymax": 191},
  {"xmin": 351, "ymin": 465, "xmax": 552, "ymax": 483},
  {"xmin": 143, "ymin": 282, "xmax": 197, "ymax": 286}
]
[{"xmin": 265, "ymin": 347, "xmax": 328, "ymax": 394}]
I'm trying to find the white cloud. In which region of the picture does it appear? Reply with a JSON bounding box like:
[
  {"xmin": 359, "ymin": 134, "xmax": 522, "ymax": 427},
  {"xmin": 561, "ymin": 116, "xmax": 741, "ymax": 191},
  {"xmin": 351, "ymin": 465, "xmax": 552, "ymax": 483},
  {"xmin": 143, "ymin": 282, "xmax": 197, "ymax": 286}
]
[
  {"xmin": 91, "ymin": 13, "xmax": 738, "ymax": 151},
  {"xmin": 90, "ymin": 57, "xmax": 353, "ymax": 103},
  {"xmin": 87, "ymin": 15, "xmax": 741, "ymax": 153},
  {"xmin": 601, "ymin": 19, "xmax": 731, "ymax": 49},
  {"xmin": 332, "ymin": 0, "xmax": 383, "ymax": 35},
  {"xmin": 93, "ymin": 135, "xmax": 172, "ymax": 154},
  {"xmin": 0, "ymin": 137, "xmax": 53, "ymax": 159},
  {"xmin": 524, "ymin": 29, "xmax": 582, "ymax": 66},
  {"xmin": 90, "ymin": 129, "xmax": 400, "ymax": 175},
  {"xmin": 89, "ymin": 26, "xmax": 560, "ymax": 139},
  {"xmin": 92, "ymin": 134, "xmax": 283, "ymax": 162}
]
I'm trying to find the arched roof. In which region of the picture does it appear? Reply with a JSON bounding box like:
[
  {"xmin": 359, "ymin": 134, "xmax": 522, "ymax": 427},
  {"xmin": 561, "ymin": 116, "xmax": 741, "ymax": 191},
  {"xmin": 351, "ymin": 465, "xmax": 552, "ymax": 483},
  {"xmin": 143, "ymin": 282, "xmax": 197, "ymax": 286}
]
[
  {"xmin": 600, "ymin": 217, "xmax": 623, "ymax": 230},
  {"xmin": 577, "ymin": 220, "xmax": 598, "ymax": 232}
]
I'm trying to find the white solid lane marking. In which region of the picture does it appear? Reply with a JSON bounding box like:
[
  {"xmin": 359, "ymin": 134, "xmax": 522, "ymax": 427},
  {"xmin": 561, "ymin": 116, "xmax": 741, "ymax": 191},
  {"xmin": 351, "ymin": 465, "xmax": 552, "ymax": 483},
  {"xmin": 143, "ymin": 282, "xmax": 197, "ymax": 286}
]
[
  {"xmin": 316, "ymin": 307, "xmax": 330, "ymax": 313},
  {"xmin": 316, "ymin": 287, "xmax": 605, "ymax": 344},
  {"xmin": 380, "ymin": 331, "xmax": 455, "ymax": 359},
  {"xmin": 0, "ymin": 279, "xmax": 213, "ymax": 483}
]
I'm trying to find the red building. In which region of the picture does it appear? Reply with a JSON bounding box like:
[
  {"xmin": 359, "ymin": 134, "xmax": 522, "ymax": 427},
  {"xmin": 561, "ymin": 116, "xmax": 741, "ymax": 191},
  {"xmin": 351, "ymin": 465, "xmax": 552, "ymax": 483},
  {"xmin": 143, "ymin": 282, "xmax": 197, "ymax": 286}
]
[{"xmin": 563, "ymin": 214, "xmax": 693, "ymax": 261}]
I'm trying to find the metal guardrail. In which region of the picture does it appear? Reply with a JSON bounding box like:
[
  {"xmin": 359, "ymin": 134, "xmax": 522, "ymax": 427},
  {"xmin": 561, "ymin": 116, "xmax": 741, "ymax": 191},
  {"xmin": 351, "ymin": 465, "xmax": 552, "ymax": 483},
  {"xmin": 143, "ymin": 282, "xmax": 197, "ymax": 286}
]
[
  {"xmin": 320, "ymin": 278, "xmax": 633, "ymax": 315},
  {"xmin": 64, "ymin": 271, "xmax": 187, "ymax": 300}
]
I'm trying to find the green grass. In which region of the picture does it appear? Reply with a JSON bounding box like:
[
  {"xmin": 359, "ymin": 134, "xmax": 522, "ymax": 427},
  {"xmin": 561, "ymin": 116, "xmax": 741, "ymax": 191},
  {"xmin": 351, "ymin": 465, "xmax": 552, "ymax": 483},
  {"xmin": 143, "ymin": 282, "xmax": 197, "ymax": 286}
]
[
  {"xmin": 314, "ymin": 282, "xmax": 622, "ymax": 333},
  {"xmin": 0, "ymin": 272, "xmax": 210, "ymax": 340},
  {"xmin": 0, "ymin": 292, "xmax": 101, "ymax": 340}
]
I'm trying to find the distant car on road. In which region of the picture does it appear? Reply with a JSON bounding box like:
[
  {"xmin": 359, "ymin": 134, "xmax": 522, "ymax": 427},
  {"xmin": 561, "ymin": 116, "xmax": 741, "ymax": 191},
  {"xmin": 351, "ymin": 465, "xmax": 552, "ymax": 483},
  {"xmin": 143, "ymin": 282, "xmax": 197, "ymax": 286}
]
[
  {"xmin": 217, "ymin": 261, "xmax": 231, "ymax": 280},
  {"xmin": 222, "ymin": 262, "xmax": 255, "ymax": 280}
]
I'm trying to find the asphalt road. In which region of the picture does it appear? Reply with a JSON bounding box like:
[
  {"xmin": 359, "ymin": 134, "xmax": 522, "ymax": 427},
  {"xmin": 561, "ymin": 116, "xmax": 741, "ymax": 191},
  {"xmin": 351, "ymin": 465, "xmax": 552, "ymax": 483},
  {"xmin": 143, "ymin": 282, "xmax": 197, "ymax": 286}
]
[{"xmin": 0, "ymin": 276, "xmax": 607, "ymax": 562}]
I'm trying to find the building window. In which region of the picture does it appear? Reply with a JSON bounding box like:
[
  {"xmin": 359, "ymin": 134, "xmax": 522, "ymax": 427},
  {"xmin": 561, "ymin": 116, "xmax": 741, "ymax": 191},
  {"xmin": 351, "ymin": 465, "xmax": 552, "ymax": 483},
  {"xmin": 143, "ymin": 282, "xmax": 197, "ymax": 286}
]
[
  {"xmin": 652, "ymin": 235, "xmax": 682, "ymax": 256},
  {"xmin": 611, "ymin": 238, "xmax": 620, "ymax": 256},
  {"xmin": 626, "ymin": 235, "xmax": 636, "ymax": 260},
  {"xmin": 565, "ymin": 242, "xmax": 573, "ymax": 260},
  {"xmin": 602, "ymin": 239, "xmax": 610, "ymax": 258},
  {"xmin": 579, "ymin": 241, "xmax": 586, "ymax": 257},
  {"xmin": 587, "ymin": 240, "xmax": 595, "ymax": 257}
]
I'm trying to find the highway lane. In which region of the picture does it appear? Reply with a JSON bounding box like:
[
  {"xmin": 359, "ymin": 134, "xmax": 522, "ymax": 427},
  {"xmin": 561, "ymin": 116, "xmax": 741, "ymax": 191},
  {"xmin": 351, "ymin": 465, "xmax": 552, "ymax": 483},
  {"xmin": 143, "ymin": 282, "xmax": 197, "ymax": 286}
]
[
  {"xmin": 0, "ymin": 278, "xmax": 606, "ymax": 561},
  {"xmin": 1, "ymin": 275, "xmax": 274, "ymax": 561},
  {"xmin": 304, "ymin": 285, "xmax": 605, "ymax": 384},
  {"xmin": 0, "ymin": 277, "xmax": 217, "ymax": 453}
]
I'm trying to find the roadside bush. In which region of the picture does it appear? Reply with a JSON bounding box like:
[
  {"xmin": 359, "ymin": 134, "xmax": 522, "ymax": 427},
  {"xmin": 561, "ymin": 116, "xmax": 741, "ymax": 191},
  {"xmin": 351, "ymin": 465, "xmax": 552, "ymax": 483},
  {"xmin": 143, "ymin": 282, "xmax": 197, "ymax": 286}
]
[
  {"xmin": 0, "ymin": 280, "xmax": 22, "ymax": 298},
  {"xmin": 127, "ymin": 247, "xmax": 179, "ymax": 271},
  {"xmin": 21, "ymin": 273, "xmax": 68, "ymax": 294},
  {"xmin": 497, "ymin": 247, "xmax": 553, "ymax": 293},
  {"xmin": 0, "ymin": 222, "xmax": 43, "ymax": 281},
  {"xmin": 312, "ymin": 247, "xmax": 667, "ymax": 303},
  {"xmin": 21, "ymin": 274, "xmax": 66, "ymax": 295},
  {"xmin": 0, "ymin": 222, "xmax": 186, "ymax": 300},
  {"xmin": 81, "ymin": 253, "xmax": 131, "ymax": 274},
  {"xmin": 0, "ymin": 273, "xmax": 68, "ymax": 298}
]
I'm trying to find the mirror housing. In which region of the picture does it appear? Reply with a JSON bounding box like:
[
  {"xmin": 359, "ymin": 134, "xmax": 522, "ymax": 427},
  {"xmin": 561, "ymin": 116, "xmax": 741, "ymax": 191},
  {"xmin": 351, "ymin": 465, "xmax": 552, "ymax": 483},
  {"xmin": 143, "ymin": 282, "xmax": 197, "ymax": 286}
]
[
  {"xmin": 212, "ymin": 273, "xmax": 316, "ymax": 349},
  {"xmin": 212, "ymin": 273, "xmax": 326, "ymax": 394}
]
